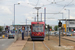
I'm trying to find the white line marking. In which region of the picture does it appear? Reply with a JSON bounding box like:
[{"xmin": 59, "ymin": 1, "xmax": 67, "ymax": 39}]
[
  {"xmin": 33, "ymin": 41, "xmax": 35, "ymax": 50},
  {"xmin": 43, "ymin": 42, "xmax": 50, "ymax": 50}
]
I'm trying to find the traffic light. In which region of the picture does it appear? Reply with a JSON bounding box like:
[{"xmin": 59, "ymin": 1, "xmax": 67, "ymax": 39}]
[
  {"xmin": 72, "ymin": 29, "xmax": 73, "ymax": 31},
  {"xmin": 58, "ymin": 21, "xmax": 62, "ymax": 27},
  {"xmin": 50, "ymin": 29, "xmax": 51, "ymax": 31},
  {"xmin": 5, "ymin": 26, "xmax": 8, "ymax": 30},
  {"xmin": 48, "ymin": 25, "xmax": 49, "ymax": 29},
  {"xmin": 48, "ymin": 25, "xmax": 52, "ymax": 31}
]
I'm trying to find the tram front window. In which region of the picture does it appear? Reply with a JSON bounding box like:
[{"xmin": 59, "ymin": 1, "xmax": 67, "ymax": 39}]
[{"xmin": 32, "ymin": 24, "xmax": 43, "ymax": 32}]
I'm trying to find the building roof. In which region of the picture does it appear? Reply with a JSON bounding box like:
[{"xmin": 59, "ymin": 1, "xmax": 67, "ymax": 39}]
[
  {"xmin": 11, "ymin": 25, "xmax": 30, "ymax": 26},
  {"xmin": 58, "ymin": 19, "xmax": 75, "ymax": 21}
]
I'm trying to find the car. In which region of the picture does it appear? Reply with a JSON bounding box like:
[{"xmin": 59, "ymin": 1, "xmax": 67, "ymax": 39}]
[
  {"xmin": 54, "ymin": 32, "xmax": 57, "ymax": 35},
  {"xmin": 66, "ymin": 32, "xmax": 72, "ymax": 36},
  {"xmin": 56, "ymin": 32, "xmax": 59, "ymax": 35},
  {"xmin": 63, "ymin": 32, "xmax": 66, "ymax": 36},
  {"xmin": 73, "ymin": 33, "xmax": 75, "ymax": 36},
  {"xmin": 8, "ymin": 33, "xmax": 15, "ymax": 39},
  {"xmin": 0, "ymin": 36, "xmax": 2, "ymax": 39},
  {"xmin": 0, "ymin": 32, "xmax": 2, "ymax": 36}
]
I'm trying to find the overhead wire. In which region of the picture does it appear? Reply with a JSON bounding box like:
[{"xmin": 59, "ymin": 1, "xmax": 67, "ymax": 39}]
[
  {"xmin": 41, "ymin": 3, "xmax": 53, "ymax": 7},
  {"xmin": 51, "ymin": 0, "xmax": 74, "ymax": 18},
  {"xmin": 55, "ymin": 0, "xmax": 65, "ymax": 3},
  {"xmin": 47, "ymin": 0, "xmax": 52, "ymax": 2},
  {"xmin": 36, "ymin": 0, "xmax": 39, "ymax": 6},
  {"xmin": 58, "ymin": 0, "xmax": 74, "ymax": 12}
]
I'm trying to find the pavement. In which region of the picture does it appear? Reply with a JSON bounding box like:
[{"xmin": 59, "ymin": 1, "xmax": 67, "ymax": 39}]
[
  {"xmin": 0, "ymin": 38, "xmax": 14, "ymax": 50},
  {"xmin": 6, "ymin": 37, "xmax": 28, "ymax": 50}
]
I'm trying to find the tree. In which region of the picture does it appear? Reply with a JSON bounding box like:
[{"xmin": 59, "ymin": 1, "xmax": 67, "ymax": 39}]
[
  {"xmin": 54, "ymin": 25, "xmax": 58, "ymax": 31},
  {"xmin": 0, "ymin": 26, "xmax": 3, "ymax": 32}
]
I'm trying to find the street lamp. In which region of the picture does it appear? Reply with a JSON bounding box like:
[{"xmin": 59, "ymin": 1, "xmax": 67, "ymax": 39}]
[
  {"xmin": 64, "ymin": 9, "xmax": 70, "ymax": 32},
  {"xmin": 64, "ymin": 9, "xmax": 70, "ymax": 19},
  {"xmin": 34, "ymin": 7, "xmax": 41, "ymax": 22},
  {"xmin": 14, "ymin": 3, "xmax": 20, "ymax": 28}
]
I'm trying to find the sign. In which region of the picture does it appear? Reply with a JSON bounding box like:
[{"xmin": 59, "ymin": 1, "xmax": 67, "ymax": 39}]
[{"xmin": 63, "ymin": 24, "xmax": 66, "ymax": 32}]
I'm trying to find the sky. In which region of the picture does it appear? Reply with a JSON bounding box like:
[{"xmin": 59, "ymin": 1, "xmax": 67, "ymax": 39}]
[{"xmin": 0, "ymin": 0, "xmax": 75, "ymax": 26}]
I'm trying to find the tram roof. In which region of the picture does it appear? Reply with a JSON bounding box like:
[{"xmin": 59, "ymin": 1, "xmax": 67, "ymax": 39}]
[{"xmin": 58, "ymin": 19, "xmax": 75, "ymax": 21}]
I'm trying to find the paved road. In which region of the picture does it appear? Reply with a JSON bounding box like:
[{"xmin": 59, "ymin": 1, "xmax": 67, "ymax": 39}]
[{"xmin": 0, "ymin": 38, "xmax": 14, "ymax": 50}]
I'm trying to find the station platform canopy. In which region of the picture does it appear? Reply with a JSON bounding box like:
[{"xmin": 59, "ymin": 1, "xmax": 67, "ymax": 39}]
[{"xmin": 58, "ymin": 19, "xmax": 75, "ymax": 21}]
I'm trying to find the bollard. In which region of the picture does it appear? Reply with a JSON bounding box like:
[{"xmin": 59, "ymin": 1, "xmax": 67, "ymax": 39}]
[
  {"xmin": 71, "ymin": 34, "xmax": 72, "ymax": 36},
  {"xmin": 2, "ymin": 35, "xmax": 5, "ymax": 38}
]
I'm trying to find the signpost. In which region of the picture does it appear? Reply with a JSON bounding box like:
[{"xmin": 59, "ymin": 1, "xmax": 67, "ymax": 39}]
[
  {"xmin": 48, "ymin": 25, "xmax": 50, "ymax": 40},
  {"xmin": 58, "ymin": 21, "xmax": 62, "ymax": 46}
]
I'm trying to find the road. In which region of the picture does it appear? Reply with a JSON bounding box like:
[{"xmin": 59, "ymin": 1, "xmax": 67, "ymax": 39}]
[
  {"xmin": 70, "ymin": 36, "xmax": 75, "ymax": 38},
  {"xmin": 0, "ymin": 38, "xmax": 14, "ymax": 50}
]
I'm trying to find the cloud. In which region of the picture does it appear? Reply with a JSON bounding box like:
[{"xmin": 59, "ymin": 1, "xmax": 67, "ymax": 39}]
[
  {"xmin": 24, "ymin": 12, "xmax": 34, "ymax": 20},
  {"xmin": 0, "ymin": 5, "xmax": 12, "ymax": 14},
  {"xmin": 0, "ymin": 0, "xmax": 75, "ymax": 25}
]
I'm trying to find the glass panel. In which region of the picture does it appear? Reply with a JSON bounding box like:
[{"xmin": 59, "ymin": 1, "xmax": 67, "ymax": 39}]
[{"xmin": 32, "ymin": 24, "xmax": 43, "ymax": 32}]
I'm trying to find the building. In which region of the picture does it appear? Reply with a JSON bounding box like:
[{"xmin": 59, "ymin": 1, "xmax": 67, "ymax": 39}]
[{"xmin": 59, "ymin": 19, "xmax": 75, "ymax": 32}]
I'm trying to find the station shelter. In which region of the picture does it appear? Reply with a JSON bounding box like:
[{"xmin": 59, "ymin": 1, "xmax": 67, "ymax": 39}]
[{"xmin": 10, "ymin": 25, "xmax": 31, "ymax": 36}]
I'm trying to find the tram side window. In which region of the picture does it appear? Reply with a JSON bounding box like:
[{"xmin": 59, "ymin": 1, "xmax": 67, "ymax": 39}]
[{"xmin": 32, "ymin": 24, "xmax": 43, "ymax": 32}]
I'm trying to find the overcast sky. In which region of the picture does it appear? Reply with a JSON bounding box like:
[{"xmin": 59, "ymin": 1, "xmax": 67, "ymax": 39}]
[{"xmin": 0, "ymin": 0, "xmax": 75, "ymax": 26}]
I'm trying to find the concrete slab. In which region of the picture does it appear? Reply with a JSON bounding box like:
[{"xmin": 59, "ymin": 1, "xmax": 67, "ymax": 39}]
[{"xmin": 6, "ymin": 37, "xmax": 28, "ymax": 50}]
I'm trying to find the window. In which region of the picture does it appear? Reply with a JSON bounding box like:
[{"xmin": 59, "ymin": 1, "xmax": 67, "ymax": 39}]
[{"xmin": 32, "ymin": 24, "xmax": 43, "ymax": 32}]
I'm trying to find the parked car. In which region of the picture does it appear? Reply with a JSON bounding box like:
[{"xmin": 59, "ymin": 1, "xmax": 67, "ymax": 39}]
[
  {"xmin": 56, "ymin": 32, "xmax": 59, "ymax": 35},
  {"xmin": 54, "ymin": 32, "xmax": 57, "ymax": 35},
  {"xmin": 0, "ymin": 32, "xmax": 2, "ymax": 36},
  {"xmin": 73, "ymin": 32, "xmax": 75, "ymax": 36},
  {"xmin": 8, "ymin": 33, "xmax": 15, "ymax": 39},
  {"xmin": 63, "ymin": 32, "xmax": 66, "ymax": 36},
  {"xmin": 0, "ymin": 36, "xmax": 2, "ymax": 39},
  {"xmin": 66, "ymin": 32, "xmax": 72, "ymax": 36}
]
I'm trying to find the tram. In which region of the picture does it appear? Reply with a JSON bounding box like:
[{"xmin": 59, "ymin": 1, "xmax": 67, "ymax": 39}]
[{"xmin": 31, "ymin": 22, "xmax": 45, "ymax": 41}]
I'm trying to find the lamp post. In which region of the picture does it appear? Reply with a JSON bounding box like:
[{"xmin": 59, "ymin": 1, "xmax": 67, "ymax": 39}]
[
  {"xmin": 34, "ymin": 7, "xmax": 41, "ymax": 22},
  {"xmin": 14, "ymin": 3, "xmax": 20, "ymax": 29},
  {"xmin": 64, "ymin": 9, "xmax": 70, "ymax": 32}
]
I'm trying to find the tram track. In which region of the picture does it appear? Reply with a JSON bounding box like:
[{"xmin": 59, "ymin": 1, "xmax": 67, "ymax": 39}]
[
  {"xmin": 33, "ymin": 41, "xmax": 50, "ymax": 50},
  {"xmin": 23, "ymin": 38, "xmax": 50, "ymax": 50}
]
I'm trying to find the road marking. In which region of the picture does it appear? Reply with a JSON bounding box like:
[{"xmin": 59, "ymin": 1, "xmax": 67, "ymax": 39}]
[
  {"xmin": 33, "ymin": 41, "xmax": 35, "ymax": 50},
  {"xmin": 43, "ymin": 42, "xmax": 50, "ymax": 50}
]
